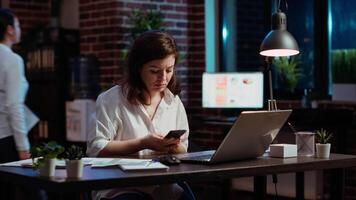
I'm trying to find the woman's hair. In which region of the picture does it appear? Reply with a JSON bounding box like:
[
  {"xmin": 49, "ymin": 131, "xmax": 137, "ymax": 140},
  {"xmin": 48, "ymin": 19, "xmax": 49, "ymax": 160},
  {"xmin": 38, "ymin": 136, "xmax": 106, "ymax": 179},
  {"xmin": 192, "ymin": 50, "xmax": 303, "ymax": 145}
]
[
  {"xmin": 122, "ymin": 30, "xmax": 180, "ymax": 105},
  {"xmin": 0, "ymin": 9, "xmax": 15, "ymax": 41}
]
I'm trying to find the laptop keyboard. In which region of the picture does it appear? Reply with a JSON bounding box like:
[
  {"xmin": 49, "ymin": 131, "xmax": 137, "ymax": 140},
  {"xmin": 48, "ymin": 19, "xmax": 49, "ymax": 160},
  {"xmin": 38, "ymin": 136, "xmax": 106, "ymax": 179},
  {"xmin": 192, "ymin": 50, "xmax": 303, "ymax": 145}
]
[
  {"xmin": 177, "ymin": 150, "xmax": 216, "ymax": 163},
  {"xmin": 183, "ymin": 154, "xmax": 212, "ymax": 161}
]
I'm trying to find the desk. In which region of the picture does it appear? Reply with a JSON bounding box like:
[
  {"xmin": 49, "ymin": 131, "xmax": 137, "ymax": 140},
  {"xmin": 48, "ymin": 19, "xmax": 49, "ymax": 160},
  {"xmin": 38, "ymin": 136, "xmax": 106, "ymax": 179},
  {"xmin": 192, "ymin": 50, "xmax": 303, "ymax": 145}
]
[{"xmin": 0, "ymin": 153, "xmax": 355, "ymax": 199}]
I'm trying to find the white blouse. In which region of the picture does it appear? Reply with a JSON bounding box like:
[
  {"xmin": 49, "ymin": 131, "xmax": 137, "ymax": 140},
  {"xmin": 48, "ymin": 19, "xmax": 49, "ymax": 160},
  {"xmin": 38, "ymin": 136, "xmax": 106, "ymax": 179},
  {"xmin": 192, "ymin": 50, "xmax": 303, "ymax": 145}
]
[
  {"xmin": 87, "ymin": 85, "xmax": 189, "ymax": 200},
  {"xmin": 0, "ymin": 44, "xmax": 29, "ymax": 151}
]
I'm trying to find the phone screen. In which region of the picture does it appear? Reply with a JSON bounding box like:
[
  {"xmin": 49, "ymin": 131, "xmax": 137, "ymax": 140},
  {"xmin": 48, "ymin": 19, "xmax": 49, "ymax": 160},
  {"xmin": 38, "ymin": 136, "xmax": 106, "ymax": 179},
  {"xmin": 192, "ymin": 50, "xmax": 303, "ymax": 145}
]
[{"xmin": 164, "ymin": 130, "xmax": 186, "ymax": 139}]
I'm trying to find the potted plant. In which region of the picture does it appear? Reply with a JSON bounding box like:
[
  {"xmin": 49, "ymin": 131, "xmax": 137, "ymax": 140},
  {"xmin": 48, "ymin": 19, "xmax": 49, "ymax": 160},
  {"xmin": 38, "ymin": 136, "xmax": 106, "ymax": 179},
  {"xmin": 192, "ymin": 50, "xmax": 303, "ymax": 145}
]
[
  {"xmin": 332, "ymin": 49, "xmax": 356, "ymax": 101},
  {"xmin": 119, "ymin": 9, "xmax": 163, "ymax": 62},
  {"xmin": 315, "ymin": 129, "xmax": 333, "ymax": 158},
  {"xmin": 63, "ymin": 145, "xmax": 84, "ymax": 178},
  {"xmin": 129, "ymin": 9, "xmax": 163, "ymax": 40},
  {"xmin": 30, "ymin": 141, "xmax": 64, "ymax": 177},
  {"xmin": 273, "ymin": 56, "xmax": 303, "ymax": 94}
]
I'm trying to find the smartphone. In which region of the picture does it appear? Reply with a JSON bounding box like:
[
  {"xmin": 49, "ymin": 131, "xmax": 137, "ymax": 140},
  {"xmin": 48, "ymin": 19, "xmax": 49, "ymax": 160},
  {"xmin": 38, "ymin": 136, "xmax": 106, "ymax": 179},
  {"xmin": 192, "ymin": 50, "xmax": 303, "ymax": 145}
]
[{"xmin": 164, "ymin": 130, "xmax": 186, "ymax": 139}]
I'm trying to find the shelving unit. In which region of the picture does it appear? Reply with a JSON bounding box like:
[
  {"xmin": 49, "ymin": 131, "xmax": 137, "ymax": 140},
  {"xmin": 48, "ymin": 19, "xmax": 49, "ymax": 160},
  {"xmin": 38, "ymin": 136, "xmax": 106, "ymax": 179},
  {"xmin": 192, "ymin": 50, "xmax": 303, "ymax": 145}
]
[{"xmin": 24, "ymin": 27, "xmax": 79, "ymax": 143}]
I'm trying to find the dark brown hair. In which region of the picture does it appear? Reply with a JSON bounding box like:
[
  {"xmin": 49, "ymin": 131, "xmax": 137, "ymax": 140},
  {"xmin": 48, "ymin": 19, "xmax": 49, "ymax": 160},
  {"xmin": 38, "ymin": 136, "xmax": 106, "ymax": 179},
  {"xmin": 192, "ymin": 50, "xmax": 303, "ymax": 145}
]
[
  {"xmin": 0, "ymin": 9, "xmax": 15, "ymax": 41},
  {"xmin": 122, "ymin": 30, "xmax": 180, "ymax": 105}
]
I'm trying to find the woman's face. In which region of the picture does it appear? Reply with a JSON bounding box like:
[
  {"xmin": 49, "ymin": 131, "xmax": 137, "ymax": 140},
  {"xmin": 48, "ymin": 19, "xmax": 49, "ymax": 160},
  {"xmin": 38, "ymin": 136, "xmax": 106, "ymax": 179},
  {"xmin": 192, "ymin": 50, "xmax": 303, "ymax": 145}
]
[
  {"xmin": 140, "ymin": 54, "xmax": 175, "ymax": 94},
  {"xmin": 9, "ymin": 17, "xmax": 21, "ymax": 44},
  {"xmin": 13, "ymin": 17, "xmax": 21, "ymax": 43}
]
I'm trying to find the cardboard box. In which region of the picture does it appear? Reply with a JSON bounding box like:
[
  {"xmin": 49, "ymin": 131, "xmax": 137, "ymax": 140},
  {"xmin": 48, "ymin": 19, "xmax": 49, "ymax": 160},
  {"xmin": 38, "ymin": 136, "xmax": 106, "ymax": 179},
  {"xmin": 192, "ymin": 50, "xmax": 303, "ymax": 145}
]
[
  {"xmin": 66, "ymin": 99, "xmax": 95, "ymax": 142},
  {"xmin": 270, "ymin": 144, "xmax": 297, "ymax": 158}
]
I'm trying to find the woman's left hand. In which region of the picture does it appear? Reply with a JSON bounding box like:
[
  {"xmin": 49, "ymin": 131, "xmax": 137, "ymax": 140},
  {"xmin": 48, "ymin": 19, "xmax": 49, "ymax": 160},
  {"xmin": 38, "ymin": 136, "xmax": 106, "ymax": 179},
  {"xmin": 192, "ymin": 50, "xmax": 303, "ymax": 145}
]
[
  {"xmin": 168, "ymin": 143, "xmax": 186, "ymax": 154},
  {"xmin": 142, "ymin": 133, "xmax": 180, "ymax": 152}
]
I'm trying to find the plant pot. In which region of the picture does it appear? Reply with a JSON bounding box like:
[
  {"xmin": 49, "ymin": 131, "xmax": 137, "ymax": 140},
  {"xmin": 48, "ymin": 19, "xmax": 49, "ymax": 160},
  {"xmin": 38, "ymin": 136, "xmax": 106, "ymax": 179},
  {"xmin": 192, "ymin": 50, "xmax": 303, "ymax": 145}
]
[
  {"xmin": 66, "ymin": 159, "xmax": 83, "ymax": 178},
  {"xmin": 316, "ymin": 143, "xmax": 331, "ymax": 158},
  {"xmin": 39, "ymin": 158, "xmax": 56, "ymax": 177}
]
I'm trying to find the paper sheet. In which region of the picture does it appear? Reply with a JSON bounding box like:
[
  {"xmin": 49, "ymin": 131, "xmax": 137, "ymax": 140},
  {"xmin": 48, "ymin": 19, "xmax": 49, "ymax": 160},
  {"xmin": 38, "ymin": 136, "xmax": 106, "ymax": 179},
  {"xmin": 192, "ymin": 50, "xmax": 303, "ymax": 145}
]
[
  {"xmin": 24, "ymin": 105, "xmax": 39, "ymax": 132},
  {"xmin": 0, "ymin": 158, "xmax": 94, "ymax": 168},
  {"xmin": 0, "ymin": 158, "xmax": 168, "ymax": 171}
]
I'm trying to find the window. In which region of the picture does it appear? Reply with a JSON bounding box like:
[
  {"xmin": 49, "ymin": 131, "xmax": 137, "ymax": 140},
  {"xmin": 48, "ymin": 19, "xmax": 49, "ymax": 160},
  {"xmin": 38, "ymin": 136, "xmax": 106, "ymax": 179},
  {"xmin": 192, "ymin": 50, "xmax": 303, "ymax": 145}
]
[
  {"xmin": 330, "ymin": 0, "xmax": 356, "ymax": 84},
  {"xmin": 205, "ymin": 0, "xmax": 268, "ymax": 73},
  {"xmin": 206, "ymin": 0, "xmax": 335, "ymax": 100},
  {"xmin": 278, "ymin": 0, "xmax": 315, "ymax": 92}
]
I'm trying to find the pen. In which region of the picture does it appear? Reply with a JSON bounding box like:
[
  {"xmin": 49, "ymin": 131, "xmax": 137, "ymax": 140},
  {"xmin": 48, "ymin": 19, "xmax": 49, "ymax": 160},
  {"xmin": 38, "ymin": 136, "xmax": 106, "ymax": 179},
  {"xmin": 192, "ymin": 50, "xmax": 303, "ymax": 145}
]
[
  {"xmin": 145, "ymin": 159, "xmax": 157, "ymax": 167},
  {"xmin": 288, "ymin": 122, "xmax": 297, "ymax": 133}
]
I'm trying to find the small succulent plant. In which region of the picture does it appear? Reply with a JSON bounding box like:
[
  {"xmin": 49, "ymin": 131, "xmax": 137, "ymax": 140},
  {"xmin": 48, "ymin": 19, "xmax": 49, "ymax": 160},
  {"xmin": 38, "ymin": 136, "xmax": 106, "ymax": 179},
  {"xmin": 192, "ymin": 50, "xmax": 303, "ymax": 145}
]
[
  {"xmin": 315, "ymin": 129, "xmax": 333, "ymax": 144},
  {"xmin": 63, "ymin": 145, "xmax": 84, "ymax": 160}
]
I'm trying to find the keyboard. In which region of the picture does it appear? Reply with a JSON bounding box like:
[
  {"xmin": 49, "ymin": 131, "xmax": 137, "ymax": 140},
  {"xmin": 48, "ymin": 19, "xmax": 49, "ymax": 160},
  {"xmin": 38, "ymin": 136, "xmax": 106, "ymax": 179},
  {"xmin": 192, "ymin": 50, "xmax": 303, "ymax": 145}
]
[
  {"xmin": 178, "ymin": 150, "xmax": 216, "ymax": 163},
  {"xmin": 183, "ymin": 154, "xmax": 212, "ymax": 161}
]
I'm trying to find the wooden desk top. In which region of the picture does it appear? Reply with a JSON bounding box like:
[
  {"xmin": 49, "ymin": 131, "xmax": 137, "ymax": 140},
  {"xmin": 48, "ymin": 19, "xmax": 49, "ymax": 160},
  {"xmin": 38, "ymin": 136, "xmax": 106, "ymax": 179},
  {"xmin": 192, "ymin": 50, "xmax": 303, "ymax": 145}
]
[{"xmin": 0, "ymin": 153, "xmax": 355, "ymax": 192}]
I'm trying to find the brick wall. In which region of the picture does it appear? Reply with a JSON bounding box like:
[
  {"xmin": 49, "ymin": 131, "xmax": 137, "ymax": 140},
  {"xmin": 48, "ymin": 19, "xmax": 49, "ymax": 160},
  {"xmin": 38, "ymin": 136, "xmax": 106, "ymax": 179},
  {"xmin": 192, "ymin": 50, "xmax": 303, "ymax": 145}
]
[
  {"xmin": 9, "ymin": 0, "xmax": 51, "ymax": 35},
  {"xmin": 79, "ymin": 0, "xmax": 205, "ymax": 103},
  {"xmin": 236, "ymin": 0, "xmax": 267, "ymax": 69}
]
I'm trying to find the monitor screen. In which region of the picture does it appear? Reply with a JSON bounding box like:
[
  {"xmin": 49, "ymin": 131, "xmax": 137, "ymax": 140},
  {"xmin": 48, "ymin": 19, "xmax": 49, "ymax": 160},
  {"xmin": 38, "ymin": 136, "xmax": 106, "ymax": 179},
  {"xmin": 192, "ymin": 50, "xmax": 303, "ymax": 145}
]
[{"xmin": 202, "ymin": 72, "xmax": 264, "ymax": 108}]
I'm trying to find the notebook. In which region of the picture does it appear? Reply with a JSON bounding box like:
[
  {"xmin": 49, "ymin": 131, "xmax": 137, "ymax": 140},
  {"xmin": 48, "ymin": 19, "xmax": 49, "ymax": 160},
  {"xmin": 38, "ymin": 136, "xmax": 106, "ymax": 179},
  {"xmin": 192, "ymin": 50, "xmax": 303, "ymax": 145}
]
[
  {"xmin": 177, "ymin": 110, "xmax": 292, "ymax": 164},
  {"xmin": 91, "ymin": 158, "xmax": 169, "ymax": 171}
]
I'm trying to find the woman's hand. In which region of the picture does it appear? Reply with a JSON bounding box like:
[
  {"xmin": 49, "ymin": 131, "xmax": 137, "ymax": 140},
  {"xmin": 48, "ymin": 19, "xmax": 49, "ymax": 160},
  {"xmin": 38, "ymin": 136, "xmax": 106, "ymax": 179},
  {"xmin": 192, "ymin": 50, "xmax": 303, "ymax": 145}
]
[
  {"xmin": 18, "ymin": 150, "xmax": 30, "ymax": 160},
  {"xmin": 168, "ymin": 143, "xmax": 187, "ymax": 154},
  {"xmin": 142, "ymin": 133, "xmax": 180, "ymax": 152}
]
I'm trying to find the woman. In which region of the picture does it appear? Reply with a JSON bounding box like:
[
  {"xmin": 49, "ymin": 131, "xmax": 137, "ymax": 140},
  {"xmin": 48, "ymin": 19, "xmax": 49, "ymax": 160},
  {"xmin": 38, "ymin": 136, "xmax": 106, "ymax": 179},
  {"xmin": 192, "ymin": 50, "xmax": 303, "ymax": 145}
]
[
  {"xmin": 0, "ymin": 8, "xmax": 31, "ymax": 200},
  {"xmin": 87, "ymin": 30, "xmax": 193, "ymax": 200},
  {"xmin": 0, "ymin": 8, "xmax": 30, "ymax": 163}
]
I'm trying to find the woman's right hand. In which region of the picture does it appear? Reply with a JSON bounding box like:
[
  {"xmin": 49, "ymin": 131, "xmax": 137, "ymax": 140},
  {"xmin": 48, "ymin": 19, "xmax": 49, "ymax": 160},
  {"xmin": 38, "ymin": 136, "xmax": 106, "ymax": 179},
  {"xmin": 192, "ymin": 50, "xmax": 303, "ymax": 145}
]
[
  {"xmin": 142, "ymin": 133, "xmax": 180, "ymax": 152},
  {"xmin": 18, "ymin": 150, "xmax": 30, "ymax": 160}
]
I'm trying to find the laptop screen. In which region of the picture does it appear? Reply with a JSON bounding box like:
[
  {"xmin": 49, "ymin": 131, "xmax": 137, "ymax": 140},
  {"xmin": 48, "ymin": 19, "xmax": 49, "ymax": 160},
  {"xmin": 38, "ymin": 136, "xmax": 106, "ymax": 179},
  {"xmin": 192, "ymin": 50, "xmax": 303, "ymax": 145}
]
[{"xmin": 202, "ymin": 72, "xmax": 264, "ymax": 108}]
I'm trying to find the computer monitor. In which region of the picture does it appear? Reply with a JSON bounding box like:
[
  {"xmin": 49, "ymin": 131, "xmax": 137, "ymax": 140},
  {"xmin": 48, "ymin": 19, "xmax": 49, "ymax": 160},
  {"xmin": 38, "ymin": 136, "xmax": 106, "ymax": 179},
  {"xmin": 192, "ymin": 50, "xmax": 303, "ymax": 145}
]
[{"xmin": 202, "ymin": 72, "xmax": 264, "ymax": 108}]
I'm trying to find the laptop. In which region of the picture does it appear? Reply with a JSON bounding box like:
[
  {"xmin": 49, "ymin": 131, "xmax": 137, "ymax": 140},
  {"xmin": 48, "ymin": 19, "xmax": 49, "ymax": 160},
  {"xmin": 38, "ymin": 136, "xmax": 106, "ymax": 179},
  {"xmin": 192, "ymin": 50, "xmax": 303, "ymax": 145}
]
[{"xmin": 177, "ymin": 110, "xmax": 292, "ymax": 164}]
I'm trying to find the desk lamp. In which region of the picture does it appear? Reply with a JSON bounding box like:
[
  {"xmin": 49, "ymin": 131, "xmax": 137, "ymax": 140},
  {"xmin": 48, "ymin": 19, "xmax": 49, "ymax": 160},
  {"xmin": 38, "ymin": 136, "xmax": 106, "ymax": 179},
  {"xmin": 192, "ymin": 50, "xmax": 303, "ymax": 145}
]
[{"xmin": 259, "ymin": 1, "xmax": 299, "ymax": 110}]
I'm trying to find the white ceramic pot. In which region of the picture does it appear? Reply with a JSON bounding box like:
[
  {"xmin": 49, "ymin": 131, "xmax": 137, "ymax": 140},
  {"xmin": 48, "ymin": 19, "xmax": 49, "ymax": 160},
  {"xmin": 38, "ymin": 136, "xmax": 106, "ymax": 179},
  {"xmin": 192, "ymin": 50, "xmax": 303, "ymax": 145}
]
[
  {"xmin": 66, "ymin": 159, "xmax": 83, "ymax": 178},
  {"xmin": 39, "ymin": 158, "xmax": 56, "ymax": 177},
  {"xmin": 316, "ymin": 143, "xmax": 331, "ymax": 158}
]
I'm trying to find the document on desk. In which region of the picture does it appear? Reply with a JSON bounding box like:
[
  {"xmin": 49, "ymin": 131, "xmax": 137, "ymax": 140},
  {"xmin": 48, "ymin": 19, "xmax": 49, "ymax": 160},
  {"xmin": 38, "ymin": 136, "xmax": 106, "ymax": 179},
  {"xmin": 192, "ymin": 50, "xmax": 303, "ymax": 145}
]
[
  {"xmin": 0, "ymin": 158, "xmax": 169, "ymax": 171},
  {"xmin": 0, "ymin": 159, "xmax": 33, "ymax": 167},
  {"xmin": 0, "ymin": 158, "xmax": 94, "ymax": 168},
  {"xmin": 91, "ymin": 158, "xmax": 169, "ymax": 171}
]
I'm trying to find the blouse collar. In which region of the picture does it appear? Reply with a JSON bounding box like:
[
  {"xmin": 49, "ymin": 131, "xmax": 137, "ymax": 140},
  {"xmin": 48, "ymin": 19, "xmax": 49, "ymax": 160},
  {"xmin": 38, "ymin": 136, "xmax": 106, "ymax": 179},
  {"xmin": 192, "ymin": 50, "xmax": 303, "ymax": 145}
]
[
  {"xmin": 0, "ymin": 43, "xmax": 12, "ymax": 52},
  {"xmin": 162, "ymin": 88, "xmax": 175, "ymax": 105}
]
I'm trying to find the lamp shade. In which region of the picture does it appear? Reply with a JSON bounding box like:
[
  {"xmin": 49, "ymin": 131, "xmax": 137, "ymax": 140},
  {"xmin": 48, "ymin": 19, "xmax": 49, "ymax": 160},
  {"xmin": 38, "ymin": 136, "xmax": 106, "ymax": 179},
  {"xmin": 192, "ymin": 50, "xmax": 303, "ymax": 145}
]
[{"xmin": 260, "ymin": 11, "xmax": 299, "ymax": 57}]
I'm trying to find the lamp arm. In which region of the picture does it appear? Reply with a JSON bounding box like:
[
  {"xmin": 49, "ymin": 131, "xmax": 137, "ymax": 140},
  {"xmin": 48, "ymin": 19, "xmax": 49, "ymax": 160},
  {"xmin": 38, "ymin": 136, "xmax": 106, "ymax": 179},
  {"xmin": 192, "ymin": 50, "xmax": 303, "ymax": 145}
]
[
  {"xmin": 265, "ymin": 57, "xmax": 274, "ymax": 100},
  {"xmin": 268, "ymin": 69, "xmax": 274, "ymax": 100},
  {"xmin": 265, "ymin": 57, "xmax": 278, "ymax": 110}
]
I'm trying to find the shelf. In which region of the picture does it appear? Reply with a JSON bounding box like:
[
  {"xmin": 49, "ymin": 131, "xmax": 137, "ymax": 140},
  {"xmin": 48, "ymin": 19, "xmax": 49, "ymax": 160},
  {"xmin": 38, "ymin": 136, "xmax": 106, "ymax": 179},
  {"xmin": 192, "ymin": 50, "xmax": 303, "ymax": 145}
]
[
  {"xmin": 24, "ymin": 28, "xmax": 79, "ymax": 142},
  {"xmin": 26, "ymin": 69, "xmax": 58, "ymax": 83}
]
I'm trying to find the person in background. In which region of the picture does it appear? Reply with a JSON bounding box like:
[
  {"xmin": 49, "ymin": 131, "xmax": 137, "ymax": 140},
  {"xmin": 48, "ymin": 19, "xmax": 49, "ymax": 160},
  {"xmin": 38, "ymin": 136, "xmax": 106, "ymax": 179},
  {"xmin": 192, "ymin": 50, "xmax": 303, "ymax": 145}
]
[
  {"xmin": 0, "ymin": 8, "xmax": 31, "ymax": 200},
  {"xmin": 0, "ymin": 9, "xmax": 30, "ymax": 164},
  {"xmin": 87, "ymin": 30, "xmax": 194, "ymax": 200}
]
